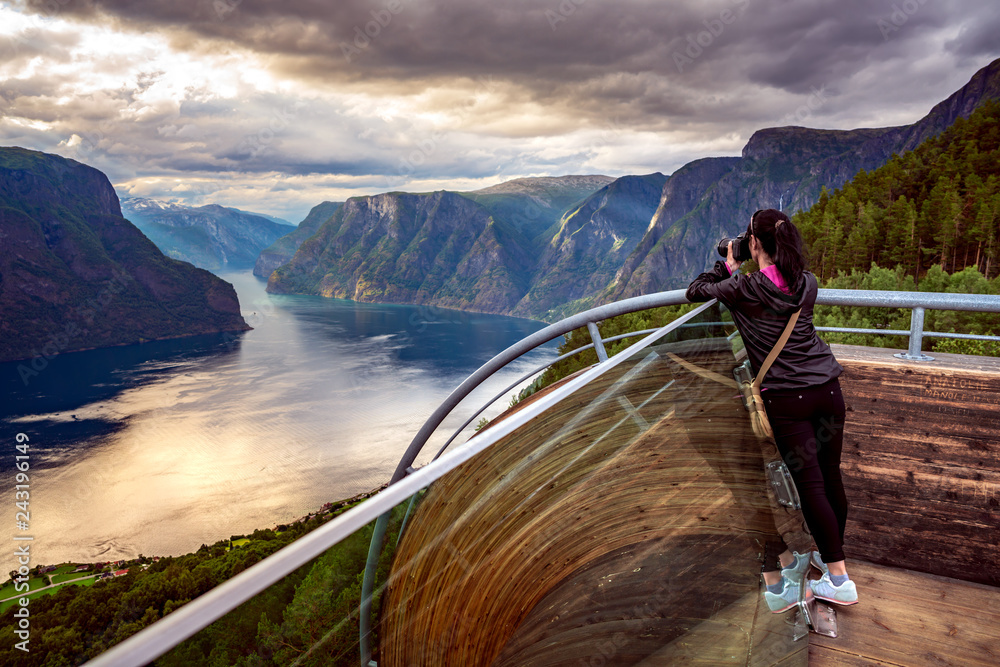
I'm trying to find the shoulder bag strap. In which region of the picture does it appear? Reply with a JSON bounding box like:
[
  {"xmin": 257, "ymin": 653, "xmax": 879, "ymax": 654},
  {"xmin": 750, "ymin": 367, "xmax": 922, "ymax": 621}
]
[{"xmin": 751, "ymin": 309, "xmax": 802, "ymax": 390}]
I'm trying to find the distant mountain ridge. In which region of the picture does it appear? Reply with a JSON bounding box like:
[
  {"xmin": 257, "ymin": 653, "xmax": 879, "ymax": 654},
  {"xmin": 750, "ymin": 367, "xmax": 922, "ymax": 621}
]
[
  {"xmin": 266, "ymin": 176, "xmax": 623, "ymax": 313},
  {"xmin": 511, "ymin": 173, "xmax": 667, "ymax": 319},
  {"xmin": 121, "ymin": 197, "xmax": 294, "ymax": 271},
  {"xmin": 265, "ymin": 58, "xmax": 1000, "ymax": 321},
  {"xmin": 0, "ymin": 147, "xmax": 249, "ymax": 365}
]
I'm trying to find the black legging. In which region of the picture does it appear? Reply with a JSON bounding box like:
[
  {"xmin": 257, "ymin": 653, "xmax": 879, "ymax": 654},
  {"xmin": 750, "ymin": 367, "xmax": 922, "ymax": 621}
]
[{"xmin": 764, "ymin": 377, "xmax": 848, "ymax": 564}]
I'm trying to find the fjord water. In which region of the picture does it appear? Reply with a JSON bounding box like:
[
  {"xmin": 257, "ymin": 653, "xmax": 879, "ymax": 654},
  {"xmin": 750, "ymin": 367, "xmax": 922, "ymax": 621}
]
[{"xmin": 1, "ymin": 272, "xmax": 556, "ymax": 568}]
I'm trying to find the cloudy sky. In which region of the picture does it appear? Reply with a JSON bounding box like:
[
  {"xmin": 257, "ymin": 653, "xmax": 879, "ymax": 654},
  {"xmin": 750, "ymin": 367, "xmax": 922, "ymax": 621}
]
[{"xmin": 1, "ymin": 0, "xmax": 998, "ymax": 222}]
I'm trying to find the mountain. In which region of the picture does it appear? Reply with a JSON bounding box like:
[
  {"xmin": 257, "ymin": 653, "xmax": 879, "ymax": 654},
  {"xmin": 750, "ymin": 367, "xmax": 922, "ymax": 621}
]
[
  {"xmin": 266, "ymin": 177, "xmax": 616, "ymax": 313},
  {"xmin": 604, "ymin": 57, "xmax": 1000, "ymax": 302},
  {"xmin": 120, "ymin": 198, "xmax": 295, "ymax": 271},
  {"xmin": 795, "ymin": 99, "xmax": 1000, "ymax": 282},
  {"xmin": 510, "ymin": 173, "xmax": 668, "ymax": 320},
  {"xmin": 463, "ymin": 175, "xmax": 616, "ymax": 247},
  {"xmin": 268, "ymin": 190, "xmax": 538, "ymax": 313},
  {"xmin": 253, "ymin": 201, "xmax": 342, "ymax": 279},
  {"xmin": 270, "ymin": 58, "xmax": 1000, "ymax": 321},
  {"xmin": 0, "ymin": 147, "xmax": 249, "ymax": 365}
]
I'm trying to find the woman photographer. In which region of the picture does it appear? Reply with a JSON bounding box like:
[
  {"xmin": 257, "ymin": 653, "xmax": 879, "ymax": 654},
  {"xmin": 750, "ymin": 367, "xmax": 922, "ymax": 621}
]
[{"xmin": 685, "ymin": 208, "xmax": 857, "ymax": 612}]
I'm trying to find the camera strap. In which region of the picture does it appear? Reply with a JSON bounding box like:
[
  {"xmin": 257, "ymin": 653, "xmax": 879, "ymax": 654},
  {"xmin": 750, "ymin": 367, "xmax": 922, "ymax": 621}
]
[{"xmin": 752, "ymin": 309, "xmax": 802, "ymax": 390}]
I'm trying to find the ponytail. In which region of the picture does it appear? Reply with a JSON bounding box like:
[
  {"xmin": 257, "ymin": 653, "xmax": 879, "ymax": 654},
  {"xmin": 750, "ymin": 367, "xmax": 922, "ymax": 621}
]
[{"xmin": 748, "ymin": 209, "xmax": 807, "ymax": 290}]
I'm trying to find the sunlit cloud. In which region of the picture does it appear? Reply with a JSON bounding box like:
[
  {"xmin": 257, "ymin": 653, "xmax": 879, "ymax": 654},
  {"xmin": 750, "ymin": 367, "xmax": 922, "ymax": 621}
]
[{"xmin": 1, "ymin": 0, "xmax": 998, "ymax": 221}]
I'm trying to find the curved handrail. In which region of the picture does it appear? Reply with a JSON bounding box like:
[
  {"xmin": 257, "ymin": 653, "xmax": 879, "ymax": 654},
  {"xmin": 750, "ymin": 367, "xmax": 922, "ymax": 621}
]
[
  {"xmin": 358, "ymin": 289, "xmax": 695, "ymax": 664},
  {"xmin": 386, "ymin": 289, "xmax": 1000, "ymax": 485},
  {"xmin": 432, "ymin": 327, "xmax": 664, "ymax": 461},
  {"xmin": 385, "ymin": 289, "xmax": 691, "ymax": 487}
]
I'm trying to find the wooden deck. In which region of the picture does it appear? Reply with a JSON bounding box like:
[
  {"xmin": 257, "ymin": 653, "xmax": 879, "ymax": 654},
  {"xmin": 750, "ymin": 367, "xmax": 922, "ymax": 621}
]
[
  {"xmin": 379, "ymin": 338, "xmax": 802, "ymax": 666},
  {"xmin": 809, "ymin": 559, "xmax": 1000, "ymax": 666}
]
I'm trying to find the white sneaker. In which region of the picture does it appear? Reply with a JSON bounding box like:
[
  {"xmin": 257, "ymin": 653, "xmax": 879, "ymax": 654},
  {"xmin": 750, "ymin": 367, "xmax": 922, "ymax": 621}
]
[
  {"xmin": 809, "ymin": 572, "xmax": 858, "ymax": 606},
  {"xmin": 764, "ymin": 576, "xmax": 802, "ymax": 613}
]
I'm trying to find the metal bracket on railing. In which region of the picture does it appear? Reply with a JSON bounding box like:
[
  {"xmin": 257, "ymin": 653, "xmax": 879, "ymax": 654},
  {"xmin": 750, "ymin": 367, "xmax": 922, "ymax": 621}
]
[
  {"xmin": 766, "ymin": 461, "xmax": 801, "ymax": 510},
  {"xmin": 587, "ymin": 322, "xmax": 609, "ymax": 362},
  {"xmin": 733, "ymin": 361, "xmax": 753, "ymax": 410},
  {"xmin": 894, "ymin": 306, "xmax": 934, "ymax": 361}
]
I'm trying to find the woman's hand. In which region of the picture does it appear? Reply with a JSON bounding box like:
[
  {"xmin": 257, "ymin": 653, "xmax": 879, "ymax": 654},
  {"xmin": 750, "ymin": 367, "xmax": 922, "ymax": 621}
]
[{"xmin": 726, "ymin": 241, "xmax": 742, "ymax": 274}]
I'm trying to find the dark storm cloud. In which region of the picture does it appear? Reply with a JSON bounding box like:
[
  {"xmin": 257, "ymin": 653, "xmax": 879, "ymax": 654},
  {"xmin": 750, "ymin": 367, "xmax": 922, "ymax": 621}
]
[
  {"xmin": 28, "ymin": 0, "xmax": 998, "ymax": 129},
  {"xmin": 946, "ymin": 10, "xmax": 1000, "ymax": 61},
  {"xmin": 5, "ymin": 0, "xmax": 999, "ymax": 219}
]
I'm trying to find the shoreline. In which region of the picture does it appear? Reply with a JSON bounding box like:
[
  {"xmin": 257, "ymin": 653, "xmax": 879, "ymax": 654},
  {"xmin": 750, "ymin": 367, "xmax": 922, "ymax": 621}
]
[{"xmin": 1, "ymin": 484, "xmax": 389, "ymax": 595}]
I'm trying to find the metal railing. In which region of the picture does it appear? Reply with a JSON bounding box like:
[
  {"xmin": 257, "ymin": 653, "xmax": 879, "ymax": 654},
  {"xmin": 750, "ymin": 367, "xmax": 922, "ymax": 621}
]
[
  {"xmin": 816, "ymin": 289, "xmax": 1000, "ymax": 361},
  {"xmin": 82, "ymin": 287, "xmax": 1000, "ymax": 667}
]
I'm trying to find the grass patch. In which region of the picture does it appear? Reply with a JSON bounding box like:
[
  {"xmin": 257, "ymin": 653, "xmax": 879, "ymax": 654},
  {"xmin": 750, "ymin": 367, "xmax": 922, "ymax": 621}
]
[
  {"xmin": 52, "ymin": 571, "xmax": 94, "ymax": 584},
  {"xmin": 0, "ymin": 577, "xmax": 46, "ymax": 600},
  {"xmin": 0, "ymin": 577, "xmax": 95, "ymax": 612}
]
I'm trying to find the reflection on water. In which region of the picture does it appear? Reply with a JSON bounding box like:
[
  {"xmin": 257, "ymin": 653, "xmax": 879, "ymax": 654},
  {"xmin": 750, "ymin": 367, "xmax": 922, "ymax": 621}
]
[{"xmin": 0, "ymin": 272, "xmax": 555, "ymax": 569}]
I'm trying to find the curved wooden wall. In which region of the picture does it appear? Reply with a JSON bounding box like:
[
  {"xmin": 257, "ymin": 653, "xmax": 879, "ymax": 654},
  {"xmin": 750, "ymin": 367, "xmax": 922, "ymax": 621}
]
[{"xmin": 378, "ymin": 338, "xmax": 807, "ymax": 666}]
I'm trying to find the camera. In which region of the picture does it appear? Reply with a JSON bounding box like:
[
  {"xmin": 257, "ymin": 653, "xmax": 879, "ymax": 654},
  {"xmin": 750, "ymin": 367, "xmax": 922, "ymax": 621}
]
[{"xmin": 717, "ymin": 232, "xmax": 752, "ymax": 262}]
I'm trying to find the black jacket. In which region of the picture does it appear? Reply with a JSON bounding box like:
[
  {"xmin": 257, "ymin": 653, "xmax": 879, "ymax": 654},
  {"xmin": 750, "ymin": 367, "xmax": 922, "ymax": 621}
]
[{"xmin": 686, "ymin": 261, "xmax": 843, "ymax": 390}]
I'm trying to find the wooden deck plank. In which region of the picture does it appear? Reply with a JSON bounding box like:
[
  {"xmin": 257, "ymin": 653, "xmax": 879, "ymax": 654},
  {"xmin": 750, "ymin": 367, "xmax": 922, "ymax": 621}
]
[{"xmin": 810, "ymin": 559, "xmax": 1000, "ymax": 667}]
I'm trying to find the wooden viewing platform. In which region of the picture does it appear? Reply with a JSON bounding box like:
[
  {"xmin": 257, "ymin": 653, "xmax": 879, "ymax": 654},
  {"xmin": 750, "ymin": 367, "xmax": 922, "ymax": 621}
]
[{"xmin": 376, "ymin": 341, "xmax": 1000, "ymax": 666}]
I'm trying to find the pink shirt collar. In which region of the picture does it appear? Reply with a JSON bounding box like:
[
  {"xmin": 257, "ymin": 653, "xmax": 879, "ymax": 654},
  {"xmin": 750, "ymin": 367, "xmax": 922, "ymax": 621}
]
[
  {"xmin": 723, "ymin": 262, "xmax": 793, "ymax": 295},
  {"xmin": 760, "ymin": 264, "xmax": 792, "ymax": 294}
]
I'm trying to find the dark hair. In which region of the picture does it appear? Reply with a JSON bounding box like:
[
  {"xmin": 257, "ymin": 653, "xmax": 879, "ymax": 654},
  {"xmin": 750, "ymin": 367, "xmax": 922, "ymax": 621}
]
[{"xmin": 748, "ymin": 208, "xmax": 807, "ymax": 290}]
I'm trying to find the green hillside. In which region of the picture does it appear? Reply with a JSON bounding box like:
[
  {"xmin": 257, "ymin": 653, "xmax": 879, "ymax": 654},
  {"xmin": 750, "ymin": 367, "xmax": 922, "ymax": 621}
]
[
  {"xmin": 538, "ymin": 101, "xmax": 1000, "ymax": 382},
  {"xmin": 796, "ymin": 100, "xmax": 1000, "ymax": 283}
]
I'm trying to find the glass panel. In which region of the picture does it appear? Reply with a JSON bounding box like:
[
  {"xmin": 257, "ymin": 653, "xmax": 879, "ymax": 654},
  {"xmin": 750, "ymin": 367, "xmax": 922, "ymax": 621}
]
[
  {"xmin": 153, "ymin": 501, "xmax": 409, "ymax": 666},
  {"xmin": 376, "ymin": 303, "xmax": 807, "ymax": 666},
  {"xmin": 86, "ymin": 302, "xmax": 806, "ymax": 666}
]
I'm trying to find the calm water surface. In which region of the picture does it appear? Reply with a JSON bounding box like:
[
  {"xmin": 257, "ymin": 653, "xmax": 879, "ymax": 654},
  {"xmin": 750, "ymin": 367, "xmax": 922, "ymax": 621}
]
[{"xmin": 0, "ymin": 272, "xmax": 556, "ymax": 570}]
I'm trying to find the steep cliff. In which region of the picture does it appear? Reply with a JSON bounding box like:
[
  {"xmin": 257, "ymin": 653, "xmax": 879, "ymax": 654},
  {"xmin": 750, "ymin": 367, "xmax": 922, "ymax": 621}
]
[
  {"xmin": 511, "ymin": 173, "xmax": 667, "ymax": 320},
  {"xmin": 0, "ymin": 147, "xmax": 249, "ymax": 365},
  {"xmin": 268, "ymin": 191, "xmax": 538, "ymax": 314},
  {"xmin": 253, "ymin": 201, "xmax": 342, "ymax": 279},
  {"xmin": 462, "ymin": 175, "xmax": 616, "ymax": 248}
]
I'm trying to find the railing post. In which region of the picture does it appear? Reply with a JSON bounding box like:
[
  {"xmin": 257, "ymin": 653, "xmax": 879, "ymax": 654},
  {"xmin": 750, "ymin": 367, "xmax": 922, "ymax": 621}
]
[
  {"xmin": 587, "ymin": 322, "xmax": 609, "ymax": 362},
  {"xmin": 360, "ymin": 511, "xmax": 391, "ymax": 667},
  {"xmin": 894, "ymin": 307, "xmax": 934, "ymax": 361}
]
